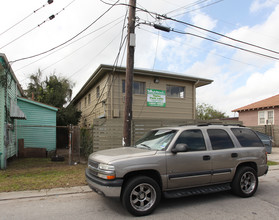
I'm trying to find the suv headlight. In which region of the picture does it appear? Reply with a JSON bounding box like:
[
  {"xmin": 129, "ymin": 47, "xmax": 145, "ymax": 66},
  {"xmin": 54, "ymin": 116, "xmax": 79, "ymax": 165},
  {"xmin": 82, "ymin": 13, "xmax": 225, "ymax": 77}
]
[
  {"xmin": 98, "ymin": 163, "xmax": 116, "ymax": 180},
  {"xmin": 98, "ymin": 163, "xmax": 115, "ymax": 171}
]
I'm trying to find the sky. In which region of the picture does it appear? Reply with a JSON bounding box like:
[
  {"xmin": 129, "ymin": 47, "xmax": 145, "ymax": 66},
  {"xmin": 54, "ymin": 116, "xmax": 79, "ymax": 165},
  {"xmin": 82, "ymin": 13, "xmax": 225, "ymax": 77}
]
[{"xmin": 1, "ymin": 0, "xmax": 279, "ymax": 117}]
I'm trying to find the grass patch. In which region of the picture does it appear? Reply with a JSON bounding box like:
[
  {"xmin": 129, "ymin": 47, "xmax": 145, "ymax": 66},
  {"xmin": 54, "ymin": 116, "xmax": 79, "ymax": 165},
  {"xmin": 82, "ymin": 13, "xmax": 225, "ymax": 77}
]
[
  {"xmin": 268, "ymin": 160, "xmax": 279, "ymax": 166},
  {"xmin": 0, "ymin": 158, "xmax": 87, "ymax": 192}
]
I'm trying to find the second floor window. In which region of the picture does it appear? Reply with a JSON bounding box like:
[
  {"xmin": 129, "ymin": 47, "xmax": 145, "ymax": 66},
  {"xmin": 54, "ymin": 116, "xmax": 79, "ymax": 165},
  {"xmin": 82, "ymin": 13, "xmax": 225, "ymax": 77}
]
[
  {"xmin": 122, "ymin": 80, "xmax": 145, "ymax": 95},
  {"xmin": 96, "ymin": 86, "xmax": 100, "ymax": 98},
  {"xmin": 88, "ymin": 93, "xmax": 91, "ymax": 105},
  {"xmin": 166, "ymin": 85, "xmax": 185, "ymax": 98}
]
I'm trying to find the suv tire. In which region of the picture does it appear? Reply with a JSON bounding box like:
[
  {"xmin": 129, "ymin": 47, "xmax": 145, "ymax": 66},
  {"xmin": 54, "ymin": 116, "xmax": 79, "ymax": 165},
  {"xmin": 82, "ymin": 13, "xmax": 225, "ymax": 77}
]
[
  {"xmin": 231, "ymin": 166, "xmax": 258, "ymax": 197},
  {"xmin": 121, "ymin": 176, "xmax": 161, "ymax": 216}
]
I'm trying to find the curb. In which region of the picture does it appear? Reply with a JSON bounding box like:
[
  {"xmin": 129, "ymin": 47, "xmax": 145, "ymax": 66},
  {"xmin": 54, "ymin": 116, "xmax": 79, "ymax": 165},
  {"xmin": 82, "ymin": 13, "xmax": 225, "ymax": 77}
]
[
  {"xmin": 268, "ymin": 165, "xmax": 279, "ymax": 171},
  {"xmin": 0, "ymin": 185, "xmax": 92, "ymax": 201}
]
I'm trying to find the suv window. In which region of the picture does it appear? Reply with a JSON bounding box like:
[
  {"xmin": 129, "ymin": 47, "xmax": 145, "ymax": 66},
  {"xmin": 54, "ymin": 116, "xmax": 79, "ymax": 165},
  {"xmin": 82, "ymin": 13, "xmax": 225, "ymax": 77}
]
[
  {"xmin": 174, "ymin": 129, "xmax": 206, "ymax": 151},
  {"xmin": 207, "ymin": 129, "xmax": 234, "ymax": 150},
  {"xmin": 231, "ymin": 128, "xmax": 264, "ymax": 147}
]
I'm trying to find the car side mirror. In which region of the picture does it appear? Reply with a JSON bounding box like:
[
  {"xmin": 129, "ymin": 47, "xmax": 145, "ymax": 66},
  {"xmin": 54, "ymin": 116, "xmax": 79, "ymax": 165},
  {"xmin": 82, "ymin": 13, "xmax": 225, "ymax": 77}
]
[{"xmin": 172, "ymin": 143, "xmax": 188, "ymax": 154}]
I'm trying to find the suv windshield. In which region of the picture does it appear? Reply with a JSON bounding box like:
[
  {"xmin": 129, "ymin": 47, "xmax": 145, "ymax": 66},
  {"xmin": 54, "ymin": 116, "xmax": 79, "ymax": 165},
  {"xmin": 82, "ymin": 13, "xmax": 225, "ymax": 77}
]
[{"xmin": 135, "ymin": 129, "xmax": 177, "ymax": 151}]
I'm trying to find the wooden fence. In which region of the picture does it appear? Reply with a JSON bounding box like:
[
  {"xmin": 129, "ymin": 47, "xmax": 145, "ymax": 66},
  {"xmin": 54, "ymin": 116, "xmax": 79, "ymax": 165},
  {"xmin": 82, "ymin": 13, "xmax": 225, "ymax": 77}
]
[
  {"xmin": 91, "ymin": 118, "xmax": 242, "ymax": 152},
  {"xmin": 249, "ymin": 125, "xmax": 279, "ymax": 147}
]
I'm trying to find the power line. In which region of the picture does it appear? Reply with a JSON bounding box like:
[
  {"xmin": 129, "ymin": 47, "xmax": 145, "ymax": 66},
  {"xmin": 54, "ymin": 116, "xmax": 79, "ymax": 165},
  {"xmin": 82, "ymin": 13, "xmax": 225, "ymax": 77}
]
[
  {"xmin": 103, "ymin": 2, "xmax": 279, "ymax": 56},
  {"xmin": 0, "ymin": 0, "xmax": 54, "ymax": 37},
  {"xmin": 160, "ymin": 15, "xmax": 279, "ymax": 56},
  {"xmin": 140, "ymin": 27, "xmax": 265, "ymax": 69},
  {"xmin": 10, "ymin": 0, "xmax": 119, "ymax": 64},
  {"xmin": 0, "ymin": 0, "xmax": 77, "ymax": 50},
  {"xmin": 171, "ymin": 29, "xmax": 279, "ymax": 61},
  {"xmin": 42, "ymin": 19, "xmax": 123, "ymax": 71},
  {"xmin": 85, "ymin": 7, "xmax": 128, "ymax": 118},
  {"xmin": 15, "ymin": 15, "xmax": 125, "ymax": 72},
  {"xmin": 171, "ymin": 0, "xmax": 224, "ymax": 17},
  {"xmin": 165, "ymin": 0, "xmax": 212, "ymax": 15}
]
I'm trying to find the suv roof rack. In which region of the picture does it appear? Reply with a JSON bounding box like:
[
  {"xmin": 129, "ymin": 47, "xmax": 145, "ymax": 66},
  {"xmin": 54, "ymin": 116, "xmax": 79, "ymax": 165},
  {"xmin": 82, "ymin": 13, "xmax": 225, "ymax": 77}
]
[
  {"xmin": 223, "ymin": 124, "xmax": 245, "ymax": 127},
  {"xmin": 178, "ymin": 123, "xmax": 245, "ymax": 127}
]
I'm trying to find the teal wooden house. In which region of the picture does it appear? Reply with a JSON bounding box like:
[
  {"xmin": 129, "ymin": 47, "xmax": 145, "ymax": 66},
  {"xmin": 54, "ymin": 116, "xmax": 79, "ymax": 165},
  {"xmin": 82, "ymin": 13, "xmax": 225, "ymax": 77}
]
[
  {"xmin": 17, "ymin": 97, "xmax": 58, "ymax": 154},
  {"xmin": 0, "ymin": 53, "xmax": 26, "ymax": 169}
]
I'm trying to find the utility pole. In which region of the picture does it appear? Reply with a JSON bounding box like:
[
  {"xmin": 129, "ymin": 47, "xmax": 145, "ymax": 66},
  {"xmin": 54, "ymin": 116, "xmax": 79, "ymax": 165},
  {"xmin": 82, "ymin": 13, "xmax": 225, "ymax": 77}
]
[{"xmin": 123, "ymin": 0, "xmax": 136, "ymax": 147}]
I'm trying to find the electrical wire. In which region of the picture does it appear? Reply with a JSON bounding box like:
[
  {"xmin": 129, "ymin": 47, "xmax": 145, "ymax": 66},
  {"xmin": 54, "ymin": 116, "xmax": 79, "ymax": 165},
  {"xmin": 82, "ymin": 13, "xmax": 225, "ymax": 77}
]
[
  {"xmin": 165, "ymin": 0, "xmax": 211, "ymax": 16},
  {"xmin": 0, "ymin": 0, "xmax": 77, "ymax": 50},
  {"xmin": 171, "ymin": 0, "xmax": 224, "ymax": 17},
  {"xmin": 0, "ymin": 0, "xmax": 54, "ymax": 37},
  {"xmin": 160, "ymin": 15, "xmax": 279, "ymax": 56},
  {"xmin": 152, "ymin": 30, "xmax": 160, "ymax": 70},
  {"xmin": 172, "ymin": 29, "xmax": 279, "ymax": 61},
  {"xmin": 140, "ymin": 27, "xmax": 263, "ymax": 69},
  {"xmin": 68, "ymin": 31, "xmax": 124, "ymax": 79},
  {"xmin": 83, "ymin": 34, "xmax": 127, "ymax": 118},
  {"xmin": 41, "ymin": 20, "xmax": 124, "ymax": 71},
  {"xmin": 15, "ymin": 15, "xmax": 125, "ymax": 72},
  {"xmin": 113, "ymin": 3, "xmax": 279, "ymax": 56},
  {"xmin": 85, "ymin": 7, "xmax": 128, "ymax": 118},
  {"xmin": 10, "ymin": 0, "xmax": 120, "ymax": 64}
]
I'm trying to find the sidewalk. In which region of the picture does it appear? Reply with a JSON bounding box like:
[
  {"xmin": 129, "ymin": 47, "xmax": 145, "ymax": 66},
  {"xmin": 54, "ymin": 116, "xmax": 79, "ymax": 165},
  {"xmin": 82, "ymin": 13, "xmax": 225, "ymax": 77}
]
[
  {"xmin": 267, "ymin": 147, "xmax": 279, "ymax": 171},
  {"xmin": 268, "ymin": 147, "xmax": 279, "ymax": 163},
  {"xmin": 0, "ymin": 185, "xmax": 92, "ymax": 201}
]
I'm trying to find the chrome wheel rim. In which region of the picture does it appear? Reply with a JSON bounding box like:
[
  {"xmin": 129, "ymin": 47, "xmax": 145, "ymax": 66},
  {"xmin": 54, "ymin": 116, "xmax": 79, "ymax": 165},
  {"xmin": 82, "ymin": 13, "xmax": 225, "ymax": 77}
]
[
  {"xmin": 240, "ymin": 171, "xmax": 256, "ymax": 194},
  {"xmin": 130, "ymin": 183, "xmax": 156, "ymax": 212}
]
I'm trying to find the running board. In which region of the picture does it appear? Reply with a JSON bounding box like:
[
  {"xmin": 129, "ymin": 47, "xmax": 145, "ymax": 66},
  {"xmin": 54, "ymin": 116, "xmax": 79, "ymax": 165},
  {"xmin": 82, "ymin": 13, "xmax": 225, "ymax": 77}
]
[{"xmin": 163, "ymin": 183, "xmax": 231, "ymax": 199}]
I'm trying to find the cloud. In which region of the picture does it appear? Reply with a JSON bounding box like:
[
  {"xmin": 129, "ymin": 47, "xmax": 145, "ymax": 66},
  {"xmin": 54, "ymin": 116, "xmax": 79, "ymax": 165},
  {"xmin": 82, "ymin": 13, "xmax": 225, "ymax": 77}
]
[
  {"xmin": 190, "ymin": 12, "xmax": 217, "ymax": 31},
  {"xmin": 250, "ymin": 0, "xmax": 277, "ymax": 13},
  {"xmin": 230, "ymin": 62, "xmax": 279, "ymax": 106}
]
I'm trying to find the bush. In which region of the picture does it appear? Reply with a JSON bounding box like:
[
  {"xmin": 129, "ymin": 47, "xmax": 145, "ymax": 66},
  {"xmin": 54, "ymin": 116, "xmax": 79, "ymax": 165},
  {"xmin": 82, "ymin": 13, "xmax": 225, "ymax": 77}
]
[{"xmin": 80, "ymin": 128, "xmax": 93, "ymax": 158}]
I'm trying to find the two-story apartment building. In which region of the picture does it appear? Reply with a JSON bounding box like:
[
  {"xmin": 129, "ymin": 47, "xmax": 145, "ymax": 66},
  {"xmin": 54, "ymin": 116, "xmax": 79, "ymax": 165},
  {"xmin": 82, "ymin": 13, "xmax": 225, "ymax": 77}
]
[{"xmin": 71, "ymin": 64, "xmax": 213, "ymax": 127}]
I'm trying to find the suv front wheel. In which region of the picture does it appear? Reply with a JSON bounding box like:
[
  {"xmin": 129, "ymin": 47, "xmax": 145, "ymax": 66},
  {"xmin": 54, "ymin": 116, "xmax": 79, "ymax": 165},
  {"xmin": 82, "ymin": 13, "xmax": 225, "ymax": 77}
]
[
  {"xmin": 231, "ymin": 166, "xmax": 258, "ymax": 197},
  {"xmin": 121, "ymin": 176, "xmax": 161, "ymax": 216}
]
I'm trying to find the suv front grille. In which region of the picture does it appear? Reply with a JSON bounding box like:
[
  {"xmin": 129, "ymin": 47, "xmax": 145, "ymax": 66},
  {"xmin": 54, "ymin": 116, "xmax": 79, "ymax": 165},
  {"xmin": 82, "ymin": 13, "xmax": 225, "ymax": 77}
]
[
  {"xmin": 89, "ymin": 160, "xmax": 99, "ymax": 169},
  {"xmin": 88, "ymin": 160, "xmax": 99, "ymax": 177}
]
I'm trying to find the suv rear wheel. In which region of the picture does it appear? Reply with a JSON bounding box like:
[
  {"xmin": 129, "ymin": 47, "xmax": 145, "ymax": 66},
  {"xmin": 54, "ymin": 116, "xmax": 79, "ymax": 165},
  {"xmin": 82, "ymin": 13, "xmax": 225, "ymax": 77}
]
[
  {"xmin": 121, "ymin": 176, "xmax": 161, "ymax": 216},
  {"xmin": 231, "ymin": 166, "xmax": 258, "ymax": 197}
]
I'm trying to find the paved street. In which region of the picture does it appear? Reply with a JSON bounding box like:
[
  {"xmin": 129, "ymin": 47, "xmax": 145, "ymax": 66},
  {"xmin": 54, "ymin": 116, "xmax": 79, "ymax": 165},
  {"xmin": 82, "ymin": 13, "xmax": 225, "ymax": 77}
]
[
  {"xmin": 0, "ymin": 166, "xmax": 279, "ymax": 220},
  {"xmin": 1, "ymin": 148, "xmax": 278, "ymax": 220}
]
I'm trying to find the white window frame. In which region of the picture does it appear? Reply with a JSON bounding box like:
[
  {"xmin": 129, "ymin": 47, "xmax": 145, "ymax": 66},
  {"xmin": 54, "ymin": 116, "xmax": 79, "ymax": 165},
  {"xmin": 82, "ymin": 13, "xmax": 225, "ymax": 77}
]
[
  {"xmin": 258, "ymin": 110, "xmax": 274, "ymax": 125},
  {"xmin": 166, "ymin": 85, "xmax": 185, "ymax": 98},
  {"xmin": 122, "ymin": 80, "xmax": 146, "ymax": 95}
]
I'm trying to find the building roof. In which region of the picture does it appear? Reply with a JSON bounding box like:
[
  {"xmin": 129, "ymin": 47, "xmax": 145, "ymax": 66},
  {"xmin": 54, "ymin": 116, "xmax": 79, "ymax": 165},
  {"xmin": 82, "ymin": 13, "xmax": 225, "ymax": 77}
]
[
  {"xmin": 0, "ymin": 53, "xmax": 25, "ymax": 96},
  {"xmin": 72, "ymin": 64, "xmax": 213, "ymax": 104},
  {"xmin": 17, "ymin": 97, "xmax": 58, "ymax": 112},
  {"xmin": 232, "ymin": 94, "xmax": 279, "ymax": 112}
]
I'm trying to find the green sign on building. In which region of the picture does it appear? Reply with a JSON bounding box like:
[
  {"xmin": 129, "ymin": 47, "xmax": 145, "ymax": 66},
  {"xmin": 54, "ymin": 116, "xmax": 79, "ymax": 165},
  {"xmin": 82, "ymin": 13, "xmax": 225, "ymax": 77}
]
[{"xmin": 147, "ymin": 89, "xmax": 166, "ymax": 107}]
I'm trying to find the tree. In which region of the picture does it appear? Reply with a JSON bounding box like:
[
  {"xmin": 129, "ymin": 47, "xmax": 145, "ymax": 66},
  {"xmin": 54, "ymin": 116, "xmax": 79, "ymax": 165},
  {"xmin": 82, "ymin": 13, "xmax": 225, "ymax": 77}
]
[
  {"xmin": 25, "ymin": 70, "xmax": 44, "ymax": 102},
  {"xmin": 196, "ymin": 103, "xmax": 228, "ymax": 120},
  {"xmin": 25, "ymin": 70, "xmax": 81, "ymax": 126}
]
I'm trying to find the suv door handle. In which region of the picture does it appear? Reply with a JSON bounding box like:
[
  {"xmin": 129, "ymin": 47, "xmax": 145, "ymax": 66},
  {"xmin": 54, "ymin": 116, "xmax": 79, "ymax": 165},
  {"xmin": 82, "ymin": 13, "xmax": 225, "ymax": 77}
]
[
  {"xmin": 203, "ymin": 155, "xmax": 211, "ymax": 161},
  {"xmin": 231, "ymin": 153, "xmax": 238, "ymax": 158}
]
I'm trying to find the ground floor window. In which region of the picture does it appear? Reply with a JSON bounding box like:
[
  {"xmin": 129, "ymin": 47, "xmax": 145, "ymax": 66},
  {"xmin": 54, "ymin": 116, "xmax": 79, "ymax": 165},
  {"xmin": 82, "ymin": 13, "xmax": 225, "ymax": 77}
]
[{"xmin": 258, "ymin": 110, "xmax": 274, "ymax": 125}]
